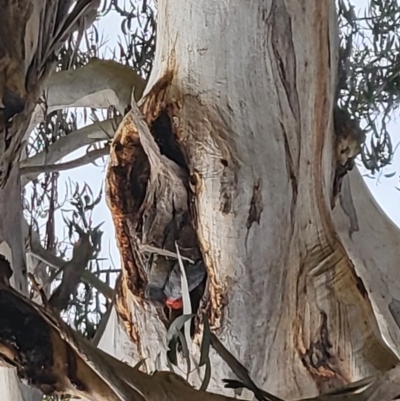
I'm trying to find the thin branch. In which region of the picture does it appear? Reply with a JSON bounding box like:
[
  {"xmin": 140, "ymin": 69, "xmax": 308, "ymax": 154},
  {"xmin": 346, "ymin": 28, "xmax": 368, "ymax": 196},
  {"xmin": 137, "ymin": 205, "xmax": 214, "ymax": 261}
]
[
  {"xmin": 49, "ymin": 231, "xmax": 94, "ymax": 312},
  {"xmin": 139, "ymin": 244, "xmax": 195, "ymax": 264},
  {"xmin": 20, "ymin": 146, "xmax": 110, "ymax": 177},
  {"xmin": 21, "ymin": 118, "xmax": 118, "ymax": 185},
  {"xmin": 27, "ymin": 228, "xmax": 114, "ymax": 301}
]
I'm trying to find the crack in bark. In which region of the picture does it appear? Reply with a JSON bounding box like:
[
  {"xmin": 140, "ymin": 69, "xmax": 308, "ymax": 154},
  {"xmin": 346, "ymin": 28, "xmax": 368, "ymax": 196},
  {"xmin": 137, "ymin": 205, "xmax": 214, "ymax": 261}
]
[
  {"xmin": 269, "ymin": 0, "xmax": 301, "ymax": 125},
  {"xmin": 219, "ymin": 161, "xmax": 234, "ymax": 215},
  {"xmin": 389, "ymin": 299, "xmax": 400, "ymax": 330},
  {"xmin": 246, "ymin": 179, "xmax": 263, "ymax": 230},
  {"xmin": 268, "ymin": 0, "xmax": 301, "ymax": 232},
  {"xmin": 150, "ymin": 110, "xmax": 187, "ymax": 169},
  {"xmin": 353, "ymin": 272, "xmax": 368, "ymax": 299},
  {"xmin": 282, "ymin": 124, "xmax": 298, "ymax": 223}
]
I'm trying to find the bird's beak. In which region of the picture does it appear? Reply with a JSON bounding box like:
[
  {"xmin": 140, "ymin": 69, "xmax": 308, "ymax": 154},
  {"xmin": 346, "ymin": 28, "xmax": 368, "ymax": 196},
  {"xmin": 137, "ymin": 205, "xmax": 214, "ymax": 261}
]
[{"xmin": 166, "ymin": 298, "xmax": 183, "ymax": 310}]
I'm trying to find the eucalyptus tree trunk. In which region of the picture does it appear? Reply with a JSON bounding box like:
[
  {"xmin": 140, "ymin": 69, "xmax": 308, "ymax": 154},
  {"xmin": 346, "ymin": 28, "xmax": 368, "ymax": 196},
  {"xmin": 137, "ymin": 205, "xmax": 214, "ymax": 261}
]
[{"xmin": 104, "ymin": 0, "xmax": 400, "ymax": 399}]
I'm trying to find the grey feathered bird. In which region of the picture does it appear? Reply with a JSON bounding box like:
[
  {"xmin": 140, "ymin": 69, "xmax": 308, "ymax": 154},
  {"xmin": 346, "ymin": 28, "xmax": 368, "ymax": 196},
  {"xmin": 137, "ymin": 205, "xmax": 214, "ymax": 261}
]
[{"xmin": 145, "ymin": 256, "xmax": 206, "ymax": 310}]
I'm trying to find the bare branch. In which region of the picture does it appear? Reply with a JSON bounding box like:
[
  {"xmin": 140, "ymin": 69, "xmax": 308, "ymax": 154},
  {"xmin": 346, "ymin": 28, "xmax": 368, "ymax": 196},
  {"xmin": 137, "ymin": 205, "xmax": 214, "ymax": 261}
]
[
  {"xmin": 49, "ymin": 231, "xmax": 94, "ymax": 312},
  {"xmin": 20, "ymin": 145, "xmax": 109, "ymax": 177}
]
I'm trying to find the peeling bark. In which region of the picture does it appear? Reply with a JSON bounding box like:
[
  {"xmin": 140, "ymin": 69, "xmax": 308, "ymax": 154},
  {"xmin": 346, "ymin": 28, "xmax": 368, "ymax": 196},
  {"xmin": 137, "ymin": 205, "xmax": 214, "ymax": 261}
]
[
  {"xmin": 0, "ymin": 283, "xmax": 250, "ymax": 401},
  {"xmin": 3, "ymin": 281, "xmax": 400, "ymax": 401}
]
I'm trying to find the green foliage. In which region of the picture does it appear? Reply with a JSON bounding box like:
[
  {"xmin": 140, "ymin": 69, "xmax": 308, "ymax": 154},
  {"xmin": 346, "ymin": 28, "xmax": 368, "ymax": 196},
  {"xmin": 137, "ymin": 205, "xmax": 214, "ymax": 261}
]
[
  {"xmin": 101, "ymin": 0, "xmax": 157, "ymax": 79},
  {"xmin": 338, "ymin": 0, "xmax": 400, "ymax": 171}
]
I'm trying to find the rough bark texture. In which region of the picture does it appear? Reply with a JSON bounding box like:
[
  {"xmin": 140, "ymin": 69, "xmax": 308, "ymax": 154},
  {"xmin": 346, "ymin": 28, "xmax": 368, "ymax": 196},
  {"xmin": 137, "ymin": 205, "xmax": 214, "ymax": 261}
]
[
  {"xmin": 104, "ymin": 0, "xmax": 400, "ymax": 399},
  {"xmin": 3, "ymin": 280, "xmax": 400, "ymax": 401},
  {"xmin": 0, "ymin": 283, "xmax": 253, "ymax": 401}
]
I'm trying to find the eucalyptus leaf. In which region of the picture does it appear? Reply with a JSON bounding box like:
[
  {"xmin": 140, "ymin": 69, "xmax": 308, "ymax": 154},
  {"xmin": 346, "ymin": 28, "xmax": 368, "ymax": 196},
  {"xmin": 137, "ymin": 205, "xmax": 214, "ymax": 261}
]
[
  {"xmin": 175, "ymin": 243, "xmax": 192, "ymax": 354},
  {"xmin": 199, "ymin": 359, "xmax": 212, "ymax": 392},
  {"xmin": 177, "ymin": 330, "xmax": 191, "ymax": 379},
  {"xmin": 167, "ymin": 336, "xmax": 178, "ymax": 366},
  {"xmin": 199, "ymin": 313, "xmax": 211, "ymax": 367},
  {"xmin": 166, "ymin": 314, "xmax": 194, "ymax": 344}
]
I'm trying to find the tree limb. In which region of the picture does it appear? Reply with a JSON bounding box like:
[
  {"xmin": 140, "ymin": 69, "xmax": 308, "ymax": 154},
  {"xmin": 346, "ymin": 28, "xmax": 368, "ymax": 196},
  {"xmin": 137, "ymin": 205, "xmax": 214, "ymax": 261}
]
[
  {"xmin": 1, "ymin": 284, "xmax": 400, "ymax": 401},
  {"xmin": 28, "ymin": 59, "xmax": 146, "ymax": 132},
  {"xmin": 333, "ymin": 168, "xmax": 400, "ymax": 356},
  {"xmin": 20, "ymin": 145, "xmax": 109, "ymax": 178},
  {"xmin": 20, "ymin": 118, "xmax": 119, "ymax": 184},
  {"xmin": 48, "ymin": 231, "xmax": 94, "ymax": 312},
  {"xmin": 0, "ymin": 285, "xmax": 235, "ymax": 401}
]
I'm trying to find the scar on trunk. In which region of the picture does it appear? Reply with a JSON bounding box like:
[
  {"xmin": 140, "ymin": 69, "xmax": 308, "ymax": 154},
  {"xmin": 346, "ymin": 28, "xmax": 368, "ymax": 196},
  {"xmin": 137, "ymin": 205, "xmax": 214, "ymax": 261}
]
[
  {"xmin": 246, "ymin": 179, "xmax": 263, "ymax": 230},
  {"xmin": 353, "ymin": 272, "xmax": 368, "ymax": 299},
  {"xmin": 301, "ymin": 312, "xmax": 348, "ymax": 393},
  {"xmin": 106, "ymin": 75, "xmax": 212, "ymax": 336},
  {"xmin": 389, "ymin": 299, "xmax": 400, "ymax": 329}
]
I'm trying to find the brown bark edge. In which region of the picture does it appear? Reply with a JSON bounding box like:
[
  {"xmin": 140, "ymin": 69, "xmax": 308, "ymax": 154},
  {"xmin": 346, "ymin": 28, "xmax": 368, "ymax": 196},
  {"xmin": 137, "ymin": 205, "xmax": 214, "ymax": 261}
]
[
  {"xmin": 105, "ymin": 74, "xmax": 219, "ymax": 344},
  {"xmin": 1, "ymin": 284, "xmax": 400, "ymax": 401},
  {"xmin": 0, "ymin": 283, "xmax": 240, "ymax": 401}
]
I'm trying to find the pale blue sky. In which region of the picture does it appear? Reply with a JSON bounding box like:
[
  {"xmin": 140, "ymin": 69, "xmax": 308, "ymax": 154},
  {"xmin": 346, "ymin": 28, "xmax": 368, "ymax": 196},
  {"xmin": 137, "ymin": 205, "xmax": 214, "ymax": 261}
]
[{"xmin": 53, "ymin": 0, "xmax": 400, "ymax": 288}]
